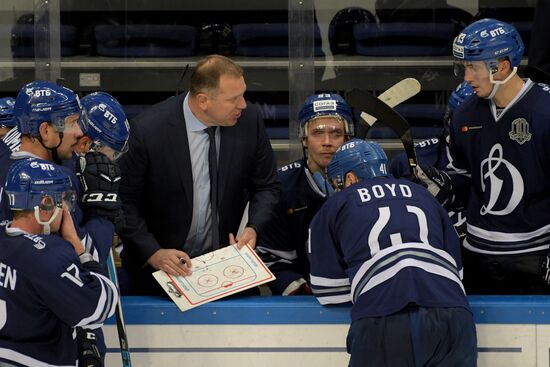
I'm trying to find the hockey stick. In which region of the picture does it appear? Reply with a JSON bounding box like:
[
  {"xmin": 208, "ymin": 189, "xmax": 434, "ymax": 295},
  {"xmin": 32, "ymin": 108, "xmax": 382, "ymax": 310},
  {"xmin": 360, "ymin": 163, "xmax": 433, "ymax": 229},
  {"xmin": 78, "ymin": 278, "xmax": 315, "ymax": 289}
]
[
  {"xmin": 360, "ymin": 78, "xmax": 421, "ymax": 127},
  {"xmin": 347, "ymin": 89, "xmax": 418, "ymax": 176},
  {"xmin": 106, "ymin": 248, "xmax": 132, "ymax": 367}
]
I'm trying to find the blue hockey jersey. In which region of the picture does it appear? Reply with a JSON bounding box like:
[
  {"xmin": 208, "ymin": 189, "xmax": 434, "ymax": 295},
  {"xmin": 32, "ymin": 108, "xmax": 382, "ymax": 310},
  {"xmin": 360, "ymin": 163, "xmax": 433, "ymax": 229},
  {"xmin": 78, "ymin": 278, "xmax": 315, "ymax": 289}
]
[
  {"xmin": 0, "ymin": 222, "xmax": 117, "ymax": 367},
  {"xmin": 0, "ymin": 152, "xmax": 114, "ymax": 268},
  {"xmin": 449, "ymin": 80, "xmax": 550, "ymax": 255},
  {"xmin": 256, "ymin": 158, "xmax": 326, "ymax": 294},
  {"xmin": 309, "ymin": 177, "xmax": 470, "ymax": 322}
]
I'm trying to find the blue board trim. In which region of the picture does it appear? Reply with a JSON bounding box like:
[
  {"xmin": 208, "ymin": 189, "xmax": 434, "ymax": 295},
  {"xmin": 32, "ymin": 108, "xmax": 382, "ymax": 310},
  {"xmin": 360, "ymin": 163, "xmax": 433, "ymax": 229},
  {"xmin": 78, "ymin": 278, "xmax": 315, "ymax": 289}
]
[{"xmin": 105, "ymin": 295, "xmax": 550, "ymax": 325}]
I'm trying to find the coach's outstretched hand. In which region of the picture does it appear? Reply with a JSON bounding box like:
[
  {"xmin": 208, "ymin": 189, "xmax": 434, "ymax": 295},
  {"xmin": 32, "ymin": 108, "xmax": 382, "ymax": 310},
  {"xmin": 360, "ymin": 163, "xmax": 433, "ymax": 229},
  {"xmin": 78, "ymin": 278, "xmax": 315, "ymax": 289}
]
[
  {"xmin": 415, "ymin": 165, "xmax": 455, "ymax": 209},
  {"xmin": 76, "ymin": 151, "xmax": 124, "ymax": 231}
]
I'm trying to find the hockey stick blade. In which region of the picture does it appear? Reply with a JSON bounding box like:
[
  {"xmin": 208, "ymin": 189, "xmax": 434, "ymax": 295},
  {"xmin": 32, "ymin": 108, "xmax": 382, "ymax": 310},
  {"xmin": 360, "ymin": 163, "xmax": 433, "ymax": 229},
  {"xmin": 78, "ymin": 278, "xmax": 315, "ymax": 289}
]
[
  {"xmin": 360, "ymin": 78, "xmax": 421, "ymax": 127},
  {"xmin": 347, "ymin": 89, "xmax": 418, "ymax": 173},
  {"xmin": 107, "ymin": 250, "xmax": 132, "ymax": 367}
]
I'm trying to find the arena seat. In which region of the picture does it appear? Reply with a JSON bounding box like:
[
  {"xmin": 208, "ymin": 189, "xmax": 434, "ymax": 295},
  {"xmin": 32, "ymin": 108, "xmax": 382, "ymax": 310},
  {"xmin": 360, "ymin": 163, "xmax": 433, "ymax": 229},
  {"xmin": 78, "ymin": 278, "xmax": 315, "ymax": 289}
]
[
  {"xmin": 232, "ymin": 23, "xmax": 324, "ymax": 57},
  {"xmin": 10, "ymin": 22, "xmax": 79, "ymax": 57},
  {"xmin": 94, "ymin": 24, "xmax": 198, "ymax": 57},
  {"xmin": 354, "ymin": 22, "xmax": 457, "ymax": 56}
]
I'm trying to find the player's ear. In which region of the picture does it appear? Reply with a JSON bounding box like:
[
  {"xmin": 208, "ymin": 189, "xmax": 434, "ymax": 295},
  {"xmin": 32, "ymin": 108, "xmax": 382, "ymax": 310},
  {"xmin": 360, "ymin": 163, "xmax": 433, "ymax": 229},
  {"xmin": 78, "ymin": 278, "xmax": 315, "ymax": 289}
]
[
  {"xmin": 344, "ymin": 171, "xmax": 358, "ymax": 188},
  {"xmin": 38, "ymin": 121, "xmax": 58, "ymax": 145},
  {"xmin": 499, "ymin": 58, "xmax": 511, "ymax": 73},
  {"xmin": 75, "ymin": 135, "xmax": 92, "ymax": 154}
]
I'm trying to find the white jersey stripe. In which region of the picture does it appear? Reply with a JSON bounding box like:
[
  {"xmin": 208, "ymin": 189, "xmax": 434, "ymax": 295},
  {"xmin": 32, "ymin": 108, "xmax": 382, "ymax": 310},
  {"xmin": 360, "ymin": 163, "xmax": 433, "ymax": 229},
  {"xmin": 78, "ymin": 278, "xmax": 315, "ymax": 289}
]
[
  {"xmin": 351, "ymin": 242, "xmax": 458, "ymax": 294},
  {"xmin": 310, "ymin": 274, "xmax": 350, "ymax": 287},
  {"xmin": 356, "ymin": 259, "xmax": 465, "ymax": 301},
  {"xmin": 467, "ymin": 222, "xmax": 550, "ymax": 243},
  {"xmin": 315, "ymin": 294, "xmax": 352, "ymax": 305}
]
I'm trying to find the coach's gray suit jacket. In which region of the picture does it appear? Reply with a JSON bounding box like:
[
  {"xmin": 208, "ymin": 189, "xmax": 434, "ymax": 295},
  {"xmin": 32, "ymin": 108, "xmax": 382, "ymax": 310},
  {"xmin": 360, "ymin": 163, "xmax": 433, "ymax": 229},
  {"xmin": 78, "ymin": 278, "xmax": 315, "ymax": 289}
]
[{"xmin": 119, "ymin": 92, "xmax": 280, "ymax": 278}]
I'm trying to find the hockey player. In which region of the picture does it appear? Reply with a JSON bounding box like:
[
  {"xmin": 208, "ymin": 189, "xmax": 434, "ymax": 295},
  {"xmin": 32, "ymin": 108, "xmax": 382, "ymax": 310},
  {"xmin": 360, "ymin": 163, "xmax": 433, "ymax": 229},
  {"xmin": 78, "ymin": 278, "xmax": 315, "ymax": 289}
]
[
  {"xmin": 75, "ymin": 91, "xmax": 130, "ymax": 163},
  {"xmin": 0, "ymin": 158, "xmax": 118, "ymax": 367},
  {"xmin": 255, "ymin": 93, "xmax": 354, "ymax": 295},
  {"xmin": 309, "ymin": 138, "xmax": 476, "ymax": 366},
  {"xmin": 0, "ymin": 81, "xmax": 123, "ymax": 360},
  {"xmin": 0, "ymin": 81, "xmax": 86, "ymax": 221},
  {"xmin": 68, "ymin": 91, "xmax": 130, "ymax": 264},
  {"xmin": 418, "ymin": 18, "xmax": 550, "ymax": 294},
  {"xmin": 391, "ymin": 81, "xmax": 473, "ymax": 238}
]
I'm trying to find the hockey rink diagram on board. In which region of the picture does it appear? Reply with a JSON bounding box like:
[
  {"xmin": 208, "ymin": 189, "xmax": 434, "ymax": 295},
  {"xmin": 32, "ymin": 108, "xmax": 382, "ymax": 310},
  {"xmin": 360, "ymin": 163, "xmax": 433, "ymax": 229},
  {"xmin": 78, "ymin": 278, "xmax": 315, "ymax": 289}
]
[{"xmin": 153, "ymin": 244, "xmax": 275, "ymax": 312}]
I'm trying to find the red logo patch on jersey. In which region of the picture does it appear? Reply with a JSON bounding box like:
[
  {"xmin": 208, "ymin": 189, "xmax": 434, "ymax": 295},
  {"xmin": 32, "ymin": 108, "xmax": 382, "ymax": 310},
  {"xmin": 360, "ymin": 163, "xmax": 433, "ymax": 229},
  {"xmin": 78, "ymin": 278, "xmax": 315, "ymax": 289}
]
[{"xmin": 461, "ymin": 125, "xmax": 482, "ymax": 133}]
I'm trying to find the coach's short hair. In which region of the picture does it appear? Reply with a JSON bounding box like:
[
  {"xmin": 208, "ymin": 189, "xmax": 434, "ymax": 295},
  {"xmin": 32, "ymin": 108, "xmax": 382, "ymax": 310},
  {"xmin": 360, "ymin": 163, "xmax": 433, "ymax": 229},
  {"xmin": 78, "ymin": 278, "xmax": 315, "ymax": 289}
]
[{"xmin": 190, "ymin": 54, "xmax": 243, "ymax": 97}]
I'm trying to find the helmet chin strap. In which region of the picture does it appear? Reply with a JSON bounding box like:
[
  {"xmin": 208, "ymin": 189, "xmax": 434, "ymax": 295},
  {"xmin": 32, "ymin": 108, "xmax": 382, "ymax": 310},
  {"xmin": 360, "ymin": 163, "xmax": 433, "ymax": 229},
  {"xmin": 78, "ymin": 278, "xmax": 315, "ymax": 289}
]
[
  {"xmin": 38, "ymin": 132, "xmax": 64, "ymax": 165},
  {"xmin": 486, "ymin": 66, "xmax": 518, "ymax": 99},
  {"xmin": 34, "ymin": 206, "xmax": 61, "ymax": 235}
]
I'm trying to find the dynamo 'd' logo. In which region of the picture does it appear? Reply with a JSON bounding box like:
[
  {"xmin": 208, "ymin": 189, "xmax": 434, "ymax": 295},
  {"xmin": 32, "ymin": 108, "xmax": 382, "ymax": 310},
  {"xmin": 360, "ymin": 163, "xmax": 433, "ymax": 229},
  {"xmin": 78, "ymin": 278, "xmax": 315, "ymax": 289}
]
[{"xmin": 479, "ymin": 144, "xmax": 523, "ymax": 216}]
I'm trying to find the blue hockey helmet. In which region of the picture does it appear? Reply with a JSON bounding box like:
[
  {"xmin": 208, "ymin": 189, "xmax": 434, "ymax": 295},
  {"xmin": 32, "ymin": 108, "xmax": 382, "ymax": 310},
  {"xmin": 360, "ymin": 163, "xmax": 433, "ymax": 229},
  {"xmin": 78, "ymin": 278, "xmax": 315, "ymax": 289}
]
[
  {"xmin": 453, "ymin": 18, "xmax": 524, "ymax": 75},
  {"xmin": 0, "ymin": 97, "xmax": 16, "ymax": 128},
  {"xmin": 327, "ymin": 138, "xmax": 388, "ymax": 189},
  {"xmin": 80, "ymin": 92, "xmax": 130, "ymax": 160},
  {"xmin": 298, "ymin": 93, "xmax": 354, "ymax": 139},
  {"xmin": 14, "ymin": 81, "xmax": 87, "ymax": 137},
  {"xmin": 4, "ymin": 158, "xmax": 76, "ymax": 213}
]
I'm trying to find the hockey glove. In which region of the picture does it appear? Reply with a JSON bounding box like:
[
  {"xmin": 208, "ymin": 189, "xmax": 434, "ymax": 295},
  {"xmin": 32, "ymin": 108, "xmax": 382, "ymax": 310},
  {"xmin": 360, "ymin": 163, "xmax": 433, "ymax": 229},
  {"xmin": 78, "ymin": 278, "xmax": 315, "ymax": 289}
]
[
  {"xmin": 312, "ymin": 171, "xmax": 335, "ymax": 197},
  {"xmin": 76, "ymin": 151, "xmax": 124, "ymax": 231},
  {"xmin": 77, "ymin": 328, "xmax": 103, "ymax": 367},
  {"xmin": 415, "ymin": 165, "xmax": 455, "ymax": 209}
]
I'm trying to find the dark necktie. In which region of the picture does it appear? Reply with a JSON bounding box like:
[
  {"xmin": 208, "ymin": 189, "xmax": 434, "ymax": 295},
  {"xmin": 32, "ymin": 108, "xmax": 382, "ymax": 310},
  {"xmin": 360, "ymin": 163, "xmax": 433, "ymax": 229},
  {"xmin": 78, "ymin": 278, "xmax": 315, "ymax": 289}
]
[{"xmin": 206, "ymin": 127, "xmax": 219, "ymax": 250}]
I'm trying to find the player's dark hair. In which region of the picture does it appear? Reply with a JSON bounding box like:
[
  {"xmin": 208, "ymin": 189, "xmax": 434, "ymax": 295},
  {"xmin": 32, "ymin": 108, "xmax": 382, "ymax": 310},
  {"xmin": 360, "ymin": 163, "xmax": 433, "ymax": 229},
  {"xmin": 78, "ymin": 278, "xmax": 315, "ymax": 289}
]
[{"xmin": 190, "ymin": 54, "xmax": 243, "ymax": 97}]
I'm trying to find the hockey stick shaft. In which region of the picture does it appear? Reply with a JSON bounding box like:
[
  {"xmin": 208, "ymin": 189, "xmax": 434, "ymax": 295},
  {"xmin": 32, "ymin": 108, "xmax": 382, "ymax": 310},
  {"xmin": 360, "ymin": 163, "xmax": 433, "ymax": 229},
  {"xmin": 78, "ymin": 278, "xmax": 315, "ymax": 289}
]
[
  {"xmin": 106, "ymin": 249, "xmax": 132, "ymax": 367},
  {"xmin": 347, "ymin": 89, "xmax": 418, "ymax": 175},
  {"xmin": 360, "ymin": 78, "xmax": 421, "ymax": 127}
]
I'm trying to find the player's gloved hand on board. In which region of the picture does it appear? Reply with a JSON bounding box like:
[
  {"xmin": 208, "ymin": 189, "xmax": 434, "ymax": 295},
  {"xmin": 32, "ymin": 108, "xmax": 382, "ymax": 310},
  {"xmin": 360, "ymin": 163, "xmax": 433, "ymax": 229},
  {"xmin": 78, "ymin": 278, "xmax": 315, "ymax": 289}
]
[
  {"xmin": 414, "ymin": 165, "xmax": 455, "ymax": 209},
  {"xmin": 312, "ymin": 171, "xmax": 335, "ymax": 197},
  {"xmin": 76, "ymin": 151, "xmax": 125, "ymax": 232}
]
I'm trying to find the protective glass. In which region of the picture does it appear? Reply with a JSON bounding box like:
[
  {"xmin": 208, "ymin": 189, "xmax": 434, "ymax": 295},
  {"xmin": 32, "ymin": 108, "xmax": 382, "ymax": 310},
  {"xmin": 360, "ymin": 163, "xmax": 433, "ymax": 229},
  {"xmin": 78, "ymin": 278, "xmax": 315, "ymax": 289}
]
[
  {"xmin": 50, "ymin": 110, "xmax": 88, "ymax": 135},
  {"xmin": 91, "ymin": 140, "xmax": 128, "ymax": 162},
  {"xmin": 307, "ymin": 122, "xmax": 346, "ymax": 140},
  {"xmin": 36, "ymin": 190, "xmax": 76, "ymax": 212},
  {"xmin": 453, "ymin": 60, "xmax": 490, "ymax": 79}
]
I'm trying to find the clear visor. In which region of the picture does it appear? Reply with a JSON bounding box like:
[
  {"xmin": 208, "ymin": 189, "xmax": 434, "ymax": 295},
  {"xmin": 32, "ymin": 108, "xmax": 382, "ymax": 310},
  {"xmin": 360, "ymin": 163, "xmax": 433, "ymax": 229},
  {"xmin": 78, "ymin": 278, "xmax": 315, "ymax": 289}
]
[
  {"xmin": 309, "ymin": 123, "xmax": 346, "ymax": 140},
  {"xmin": 453, "ymin": 60, "xmax": 493, "ymax": 79},
  {"xmin": 36, "ymin": 190, "xmax": 76, "ymax": 212},
  {"xmin": 91, "ymin": 140, "xmax": 128, "ymax": 162},
  {"xmin": 50, "ymin": 110, "xmax": 88, "ymax": 135}
]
